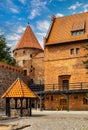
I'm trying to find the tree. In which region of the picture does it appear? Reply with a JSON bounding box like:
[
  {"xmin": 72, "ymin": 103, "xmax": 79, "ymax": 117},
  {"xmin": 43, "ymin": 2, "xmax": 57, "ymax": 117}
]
[{"xmin": 0, "ymin": 35, "xmax": 16, "ymax": 65}]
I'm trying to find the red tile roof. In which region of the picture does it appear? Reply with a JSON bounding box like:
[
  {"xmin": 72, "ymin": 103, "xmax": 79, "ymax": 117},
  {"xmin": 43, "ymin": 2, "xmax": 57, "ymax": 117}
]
[
  {"xmin": 45, "ymin": 12, "xmax": 88, "ymax": 45},
  {"xmin": 2, "ymin": 78, "xmax": 36, "ymax": 98},
  {"xmin": 13, "ymin": 25, "xmax": 43, "ymax": 51}
]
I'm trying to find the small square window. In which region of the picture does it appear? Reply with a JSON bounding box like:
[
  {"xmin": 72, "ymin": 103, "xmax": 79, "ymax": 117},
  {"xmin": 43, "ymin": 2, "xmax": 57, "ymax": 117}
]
[
  {"xmin": 23, "ymin": 50, "xmax": 25, "ymax": 54},
  {"xmin": 51, "ymin": 96, "xmax": 53, "ymax": 101},
  {"xmin": 76, "ymin": 48, "xmax": 80, "ymax": 54},
  {"xmin": 70, "ymin": 49, "xmax": 74, "ymax": 55},
  {"xmin": 23, "ymin": 60, "xmax": 25, "ymax": 64},
  {"xmin": 15, "ymin": 52, "xmax": 17, "ymax": 56},
  {"xmin": 74, "ymin": 96, "xmax": 78, "ymax": 99}
]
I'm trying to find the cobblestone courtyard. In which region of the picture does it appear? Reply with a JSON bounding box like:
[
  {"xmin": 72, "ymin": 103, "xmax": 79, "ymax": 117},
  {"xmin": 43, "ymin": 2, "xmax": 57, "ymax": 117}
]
[{"xmin": 0, "ymin": 110, "xmax": 88, "ymax": 130}]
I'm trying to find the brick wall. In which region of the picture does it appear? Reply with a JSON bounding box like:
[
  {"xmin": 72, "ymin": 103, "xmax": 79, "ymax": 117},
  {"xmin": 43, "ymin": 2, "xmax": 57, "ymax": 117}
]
[
  {"xmin": 44, "ymin": 93, "xmax": 88, "ymax": 110},
  {"xmin": 44, "ymin": 41, "xmax": 88, "ymax": 86},
  {"xmin": 13, "ymin": 48, "xmax": 44, "ymax": 82},
  {"xmin": 0, "ymin": 62, "xmax": 30, "ymax": 109},
  {"xmin": 32, "ymin": 52, "xmax": 44, "ymax": 83}
]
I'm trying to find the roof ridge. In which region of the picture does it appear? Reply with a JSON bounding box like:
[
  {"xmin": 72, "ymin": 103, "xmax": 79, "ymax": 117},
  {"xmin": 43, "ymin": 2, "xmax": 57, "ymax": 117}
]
[{"xmin": 56, "ymin": 12, "xmax": 88, "ymax": 19}]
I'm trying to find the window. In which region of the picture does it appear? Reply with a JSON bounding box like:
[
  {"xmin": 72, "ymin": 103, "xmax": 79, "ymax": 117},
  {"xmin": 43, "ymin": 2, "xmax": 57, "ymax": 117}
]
[
  {"xmin": 30, "ymin": 54, "xmax": 32, "ymax": 58},
  {"xmin": 70, "ymin": 49, "xmax": 74, "ymax": 55},
  {"xmin": 76, "ymin": 48, "xmax": 80, "ymax": 54},
  {"xmin": 83, "ymin": 98, "xmax": 88, "ymax": 105},
  {"xmin": 23, "ymin": 50, "xmax": 25, "ymax": 54},
  {"xmin": 74, "ymin": 96, "xmax": 78, "ymax": 99},
  {"xmin": 23, "ymin": 60, "xmax": 25, "ymax": 64},
  {"xmin": 24, "ymin": 70, "xmax": 27, "ymax": 76},
  {"xmin": 51, "ymin": 96, "xmax": 53, "ymax": 101},
  {"xmin": 71, "ymin": 30, "xmax": 84, "ymax": 36},
  {"xmin": 71, "ymin": 21, "xmax": 85, "ymax": 36},
  {"xmin": 15, "ymin": 52, "xmax": 17, "ymax": 56}
]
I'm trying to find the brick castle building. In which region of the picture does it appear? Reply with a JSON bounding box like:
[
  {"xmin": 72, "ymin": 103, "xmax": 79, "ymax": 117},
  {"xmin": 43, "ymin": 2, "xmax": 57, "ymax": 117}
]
[
  {"xmin": 7, "ymin": 12, "xmax": 88, "ymax": 111},
  {"xmin": 44, "ymin": 12, "xmax": 88, "ymax": 110}
]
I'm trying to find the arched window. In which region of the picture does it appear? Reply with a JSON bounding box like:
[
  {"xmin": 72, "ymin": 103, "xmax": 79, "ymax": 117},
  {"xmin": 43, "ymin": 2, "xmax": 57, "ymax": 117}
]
[
  {"xmin": 24, "ymin": 70, "xmax": 27, "ymax": 76},
  {"xmin": 14, "ymin": 52, "xmax": 17, "ymax": 56},
  {"xmin": 23, "ymin": 50, "xmax": 25, "ymax": 54}
]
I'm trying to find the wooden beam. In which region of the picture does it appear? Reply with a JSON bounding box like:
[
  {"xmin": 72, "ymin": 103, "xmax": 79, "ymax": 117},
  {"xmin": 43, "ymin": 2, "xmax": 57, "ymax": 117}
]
[
  {"xmin": 20, "ymin": 98, "xmax": 23, "ymax": 117},
  {"xmin": 6, "ymin": 98, "xmax": 10, "ymax": 117},
  {"xmin": 29, "ymin": 98, "xmax": 32, "ymax": 116}
]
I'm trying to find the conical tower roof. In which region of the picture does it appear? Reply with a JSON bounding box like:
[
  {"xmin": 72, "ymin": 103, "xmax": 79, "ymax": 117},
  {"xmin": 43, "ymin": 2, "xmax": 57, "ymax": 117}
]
[
  {"xmin": 2, "ymin": 78, "xmax": 36, "ymax": 98},
  {"xmin": 13, "ymin": 24, "xmax": 43, "ymax": 51}
]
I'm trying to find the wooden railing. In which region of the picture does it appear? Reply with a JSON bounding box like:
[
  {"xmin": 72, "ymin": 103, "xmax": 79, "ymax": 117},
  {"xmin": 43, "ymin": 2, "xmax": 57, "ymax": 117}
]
[
  {"xmin": 30, "ymin": 82, "xmax": 88, "ymax": 92},
  {"xmin": 45, "ymin": 82, "xmax": 88, "ymax": 91}
]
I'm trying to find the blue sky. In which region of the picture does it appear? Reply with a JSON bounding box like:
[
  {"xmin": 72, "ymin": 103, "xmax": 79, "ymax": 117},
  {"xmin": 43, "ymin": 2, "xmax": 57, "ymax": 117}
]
[{"xmin": 0, "ymin": 0, "xmax": 88, "ymax": 51}]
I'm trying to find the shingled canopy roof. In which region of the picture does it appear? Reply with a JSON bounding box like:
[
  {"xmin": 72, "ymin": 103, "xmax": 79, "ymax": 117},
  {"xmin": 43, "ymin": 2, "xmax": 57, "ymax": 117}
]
[
  {"xmin": 13, "ymin": 24, "xmax": 43, "ymax": 51},
  {"xmin": 45, "ymin": 12, "xmax": 88, "ymax": 45},
  {"xmin": 2, "ymin": 78, "xmax": 36, "ymax": 98}
]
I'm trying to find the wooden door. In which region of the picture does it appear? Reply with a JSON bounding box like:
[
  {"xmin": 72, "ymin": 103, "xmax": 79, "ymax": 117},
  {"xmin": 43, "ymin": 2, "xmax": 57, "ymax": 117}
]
[
  {"xmin": 60, "ymin": 99, "xmax": 67, "ymax": 110},
  {"xmin": 62, "ymin": 80, "xmax": 69, "ymax": 90}
]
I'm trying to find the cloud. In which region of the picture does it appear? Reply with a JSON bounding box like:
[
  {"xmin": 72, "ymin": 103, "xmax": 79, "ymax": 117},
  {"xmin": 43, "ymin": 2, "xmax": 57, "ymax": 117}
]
[
  {"xmin": 0, "ymin": 0, "xmax": 19, "ymax": 14},
  {"xmin": 36, "ymin": 32, "xmax": 45, "ymax": 48},
  {"xmin": 19, "ymin": 0, "xmax": 26, "ymax": 4},
  {"xmin": 28, "ymin": 9, "xmax": 40, "ymax": 19},
  {"xmin": 68, "ymin": 2, "xmax": 82, "ymax": 10},
  {"xmin": 16, "ymin": 25, "xmax": 25, "ymax": 34},
  {"xmin": 36, "ymin": 20, "xmax": 50, "ymax": 32},
  {"xmin": 6, "ymin": 33, "xmax": 20, "ymax": 41},
  {"xmin": 56, "ymin": 13, "xmax": 64, "ymax": 17},
  {"xmin": 28, "ymin": 0, "xmax": 47, "ymax": 19},
  {"xmin": 83, "ymin": 4, "xmax": 88, "ymax": 12},
  {"xmin": 0, "ymin": 29, "xmax": 4, "ymax": 35},
  {"xmin": 10, "ymin": 8, "xmax": 19, "ymax": 13}
]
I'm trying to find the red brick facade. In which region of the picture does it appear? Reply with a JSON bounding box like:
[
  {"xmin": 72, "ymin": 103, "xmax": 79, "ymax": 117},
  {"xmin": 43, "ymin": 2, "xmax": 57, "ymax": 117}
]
[{"xmin": 44, "ymin": 12, "xmax": 88, "ymax": 110}]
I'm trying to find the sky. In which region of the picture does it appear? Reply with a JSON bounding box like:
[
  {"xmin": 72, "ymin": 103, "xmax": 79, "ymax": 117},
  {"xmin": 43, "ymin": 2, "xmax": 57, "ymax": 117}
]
[{"xmin": 0, "ymin": 0, "xmax": 88, "ymax": 51}]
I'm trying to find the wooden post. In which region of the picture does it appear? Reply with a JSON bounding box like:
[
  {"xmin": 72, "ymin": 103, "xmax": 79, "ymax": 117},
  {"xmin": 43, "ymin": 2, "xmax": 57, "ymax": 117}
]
[
  {"xmin": 35, "ymin": 98, "xmax": 37, "ymax": 110},
  {"xmin": 26, "ymin": 98, "xmax": 28, "ymax": 108},
  {"xmin": 20, "ymin": 98, "xmax": 23, "ymax": 117},
  {"xmin": 29, "ymin": 98, "xmax": 32, "ymax": 116},
  {"xmin": 6, "ymin": 98, "xmax": 10, "ymax": 117},
  {"xmin": 15, "ymin": 98, "xmax": 17, "ymax": 109},
  {"xmin": 66, "ymin": 95, "xmax": 69, "ymax": 111},
  {"xmin": 40, "ymin": 93, "xmax": 42, "ymax": 111}
]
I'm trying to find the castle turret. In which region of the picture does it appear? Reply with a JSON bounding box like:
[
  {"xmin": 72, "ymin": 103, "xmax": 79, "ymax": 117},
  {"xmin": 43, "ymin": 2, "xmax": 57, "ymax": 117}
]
[{"xmin": 13, "ymin": 24, "xmax": 43, "ymax": 77}]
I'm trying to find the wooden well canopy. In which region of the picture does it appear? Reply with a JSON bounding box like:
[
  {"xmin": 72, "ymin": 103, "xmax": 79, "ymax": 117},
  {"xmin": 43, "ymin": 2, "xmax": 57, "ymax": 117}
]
[{"xmin": 1, "ymin": 78, "xmax": 36, "ymax": 117}]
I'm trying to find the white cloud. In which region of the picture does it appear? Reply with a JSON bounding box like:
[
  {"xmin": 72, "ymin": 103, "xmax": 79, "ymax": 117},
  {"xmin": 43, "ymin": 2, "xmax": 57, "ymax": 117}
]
[
  {"xmin": 19, "ymin": 0, "xmax": 26, "ymax": 4},
  {"xmin": 36, "ymin": 32, "xmax": 46, "ymax": 37},
  {"xmin": 28, "ymin": 9, "xmax": 40, "ymax": 19},
  {"xmin": 56, "ymin": 13, "xmax": 64, "ymax": 17},
  {"xmin": 10, "ymin": 8, "xmax": 19, "ymax": 13},
  {"xmin": 68, "ymin": 2, "xmax": 82, "ymax": 10},
  {"xmin": 30, "ymin": 0, "xmax": 47, "ymax": 8},
  {"xmin": 83, "ymin": 4, "xmax": 88, "ymax": 12},
  {"xmin": 36, "ymin": 32, "xmax": 45, "ymax": 48},
  {"xmin": 36, "ymin": 20, "xmax": 50, "ymax": 32},
  {"xmin": 16, "ymin": 25, "xmax": 25, "ymax": 34},
  {"xmin": 6, "ymin": 33, "xmax": 20, "ymax": 41},
  {"xmin": 0, "ymin": 29, "xmax": 4, "ymax": 35},
  {"xmin": 29, "ymin": 0, "xmax": 47, "ymax": 19}
]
